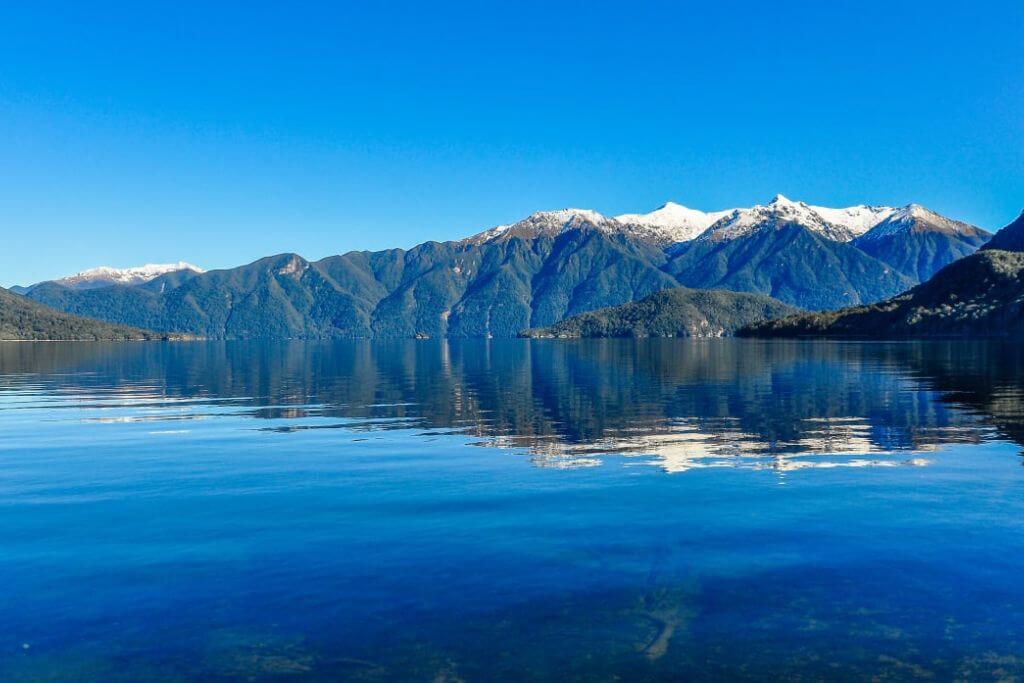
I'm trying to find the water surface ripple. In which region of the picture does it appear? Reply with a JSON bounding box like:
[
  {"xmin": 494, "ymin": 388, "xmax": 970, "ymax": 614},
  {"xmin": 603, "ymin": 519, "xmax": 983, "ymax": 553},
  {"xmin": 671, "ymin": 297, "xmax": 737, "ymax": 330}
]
[{"xmin": 1, "ymin": 340, "xmax": 1023, "ymax": 680}]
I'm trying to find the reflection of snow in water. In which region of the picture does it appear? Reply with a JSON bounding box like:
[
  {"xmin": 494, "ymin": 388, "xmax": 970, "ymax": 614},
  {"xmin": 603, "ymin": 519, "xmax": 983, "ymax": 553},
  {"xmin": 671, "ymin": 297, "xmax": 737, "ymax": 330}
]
[
  {"xmin": 476, "ymin": 416, "xmax": 958, "ymax": 473},
  {"xmin": 9, "ymin": 367, "xmax": 994, "ymax": 476}
]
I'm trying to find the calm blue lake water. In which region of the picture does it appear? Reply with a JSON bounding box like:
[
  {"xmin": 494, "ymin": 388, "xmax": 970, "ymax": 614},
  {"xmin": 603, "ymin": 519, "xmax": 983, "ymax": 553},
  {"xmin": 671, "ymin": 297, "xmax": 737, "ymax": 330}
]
[{"xmin": 1, "ymin": 339, "xmax": 1023, "ymax": 681}]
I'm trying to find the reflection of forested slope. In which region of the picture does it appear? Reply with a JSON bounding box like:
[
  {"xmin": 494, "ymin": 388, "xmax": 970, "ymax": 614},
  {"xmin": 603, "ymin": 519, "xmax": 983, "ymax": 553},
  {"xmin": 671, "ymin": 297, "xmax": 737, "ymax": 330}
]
[
  {"xmin": 887, "ymin": 342, "xmax": 1024, "ymax": 448},
  {"xmin": 1, "ymin": 340, "xmax": 1019, "ymax": 459}
]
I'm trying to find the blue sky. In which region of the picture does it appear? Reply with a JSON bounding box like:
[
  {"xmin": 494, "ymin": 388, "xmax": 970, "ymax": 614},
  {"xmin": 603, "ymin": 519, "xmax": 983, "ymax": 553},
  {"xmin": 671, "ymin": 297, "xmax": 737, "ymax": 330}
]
[{"xmin": 2, "ymin": 1, "xmax": 1022, "ymax": 286}]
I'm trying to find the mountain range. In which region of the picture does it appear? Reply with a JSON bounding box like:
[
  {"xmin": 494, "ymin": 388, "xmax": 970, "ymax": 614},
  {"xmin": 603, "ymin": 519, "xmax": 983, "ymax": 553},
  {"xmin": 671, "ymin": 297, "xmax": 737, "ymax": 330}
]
[
  {"xmin": 743, "ymin": 211, "xmax": 1024, "ymax": 338},
  {"xmin": 18, "ymin": 196, "xmax": 994, "ymax": 339}
]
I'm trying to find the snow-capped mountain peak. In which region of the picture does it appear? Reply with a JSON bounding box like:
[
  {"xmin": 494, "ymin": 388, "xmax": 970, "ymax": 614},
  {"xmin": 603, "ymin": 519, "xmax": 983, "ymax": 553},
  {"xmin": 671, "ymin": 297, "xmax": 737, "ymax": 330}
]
[
  {"xmin": 854, "ymin": 203, "xmax": 986, "ymax": 243},
  {"xmin": 895, "ymin": 203, "xmax": 929, "ymax": 220},
  {"xmin": 698, "ymin": 195, "xmax": 845, "ymax": 242},
  {"xmin": 470, "ymin": 203, "xmax": 746, "ymax": 246},
  {"xmin": 614, "ymin": 202, "xmax": 737, "ymax": 243},
  {"xmin": 616, "ymin": 201, "xmax": 708, "ymax": 227},
  {"xmin": 467, "ymin": 208, "xmax": 614, "ymax": 244},
  {"xmin": 527, "ymin": 208, "xmax": 607, "ymax": 225},
  {"xmin": 466, "ymin": 196, "xmax": 961, "ymax": 247},
  {"xmin": 698, "ymin": 195, "xmax": 902, "ymax": 243},
  {"xmin": 50, "ymin": 262, "xmax": 205, "ymax": 290}
]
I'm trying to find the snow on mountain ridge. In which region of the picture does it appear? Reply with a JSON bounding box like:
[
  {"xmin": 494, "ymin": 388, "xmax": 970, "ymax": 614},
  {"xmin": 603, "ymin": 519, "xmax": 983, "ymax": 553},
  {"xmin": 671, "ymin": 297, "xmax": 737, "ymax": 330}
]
[
  {"xmin": 465, "ymin": 197, "xmax": 962, "ymax": 247},
  {"xmin": 615, "ymin": 202, "xmax": 737, "ymax": 242},
  {"xmin": 54, "ymin": 262, "xmax": 205, "ymax": 289},
  {"xmin": 854, "ymin": 204, "xmax": 985, "ymax": 243},
  {"xmin": 697, "ymin": 195, "xmax": 857, "ymax": 243},
  {"xmin": 696, "ymin": 195, "xmax": 903, "ymax": 243},
  {"xmin": 808, "ymin": 203, "xmax": 899, "ymax": 236},
  {"xmin": 467, "ymin": 208, "xmax": 614, "ymax": 243},
  {"xmin": 470, "ymin": 203, "xmax": 741, "ymax": 245}
]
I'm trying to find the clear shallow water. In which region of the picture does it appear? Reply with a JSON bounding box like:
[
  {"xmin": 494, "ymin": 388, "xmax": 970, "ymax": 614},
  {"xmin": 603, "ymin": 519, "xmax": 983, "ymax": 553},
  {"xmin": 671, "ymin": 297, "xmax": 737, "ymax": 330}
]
[{"xmin": 1, "ymin": 339, "xmax": 1023, "ymax": 681}]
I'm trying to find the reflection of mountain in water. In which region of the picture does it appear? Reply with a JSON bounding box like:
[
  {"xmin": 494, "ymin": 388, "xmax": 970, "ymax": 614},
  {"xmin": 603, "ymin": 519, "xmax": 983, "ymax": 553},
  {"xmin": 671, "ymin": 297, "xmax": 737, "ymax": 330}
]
[
  {"xmin": 499, "ymin": 417, "xmax": 950, "ymax": 473},
  {"xmin": 1, "ymin": 340, "xmax": 1020, "ymax": 472}
]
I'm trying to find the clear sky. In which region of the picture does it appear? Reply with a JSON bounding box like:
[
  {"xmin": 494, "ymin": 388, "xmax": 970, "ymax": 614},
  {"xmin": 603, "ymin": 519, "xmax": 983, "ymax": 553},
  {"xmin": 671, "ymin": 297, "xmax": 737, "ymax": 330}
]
[{"xmin": 2, "ymin": 1, "xmax": 1022, "ymax": 286}]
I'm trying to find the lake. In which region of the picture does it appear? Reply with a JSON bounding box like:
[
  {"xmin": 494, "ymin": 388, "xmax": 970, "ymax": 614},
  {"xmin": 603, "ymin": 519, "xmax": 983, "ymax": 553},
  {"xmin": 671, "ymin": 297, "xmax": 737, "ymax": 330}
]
[{"xmin": 1, "ymin": 339, "xmax": 1023, "ymax": 681}]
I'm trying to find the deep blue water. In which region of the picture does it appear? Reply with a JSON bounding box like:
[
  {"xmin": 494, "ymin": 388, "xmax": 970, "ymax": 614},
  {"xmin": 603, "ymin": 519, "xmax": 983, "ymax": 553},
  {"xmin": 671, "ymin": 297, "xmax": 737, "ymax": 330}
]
[{"xmin": 1, "ymin": 339, "xmax": 1023, "ymax": 681}]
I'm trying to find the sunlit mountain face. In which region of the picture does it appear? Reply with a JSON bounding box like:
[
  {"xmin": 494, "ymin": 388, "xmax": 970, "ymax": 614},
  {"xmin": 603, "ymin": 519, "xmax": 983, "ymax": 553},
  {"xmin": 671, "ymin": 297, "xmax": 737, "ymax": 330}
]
[{"xmin": 1, "ymin": 339, "xmax": 1019, "ymax": 473}]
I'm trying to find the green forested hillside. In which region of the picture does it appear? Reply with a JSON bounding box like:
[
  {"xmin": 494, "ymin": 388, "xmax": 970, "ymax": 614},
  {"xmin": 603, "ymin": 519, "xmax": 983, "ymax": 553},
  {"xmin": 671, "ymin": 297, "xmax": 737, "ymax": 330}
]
[
  {"xmin": 520, "ymin": 287, "xmax": 798, "ymax": 338},
  {"xmin": 0, "ymin": 287, "xmax": 167, "ymax": 340},
  {"xmin": 27, "ymin": 232, "xmax": 684, "ymax": 339},
  {"xmin": 26, "ymin": 227, "xmax": 917, "ymax": 339}
]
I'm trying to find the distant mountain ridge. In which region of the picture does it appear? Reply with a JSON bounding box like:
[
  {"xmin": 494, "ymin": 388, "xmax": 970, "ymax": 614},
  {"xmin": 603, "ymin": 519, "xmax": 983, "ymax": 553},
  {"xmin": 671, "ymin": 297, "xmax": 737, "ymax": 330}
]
[
  {"xmin": 15, "ymin": 262, "xmax": 204, "ymax": 293},
  {"xmin": 741, "ymin": 210, "xmax": 1024, "ymax": 338},
  {"xmin": 465, "ymin": 195, "xmax": 915, "ymax": 246},
  {"xmin": 22, "ymin": 196, "xmax": 995, "ymax": 338},
  {"xmin": 695, "ymin": 195, "xmax": 883, "ymax": 243},
  {"xmin": 851, "ymin": 205, "xmax": 991, "ymax": 282},
  {"xmin": 667, "ymin": 223, "xmax": 917, "ymax": 311}
]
